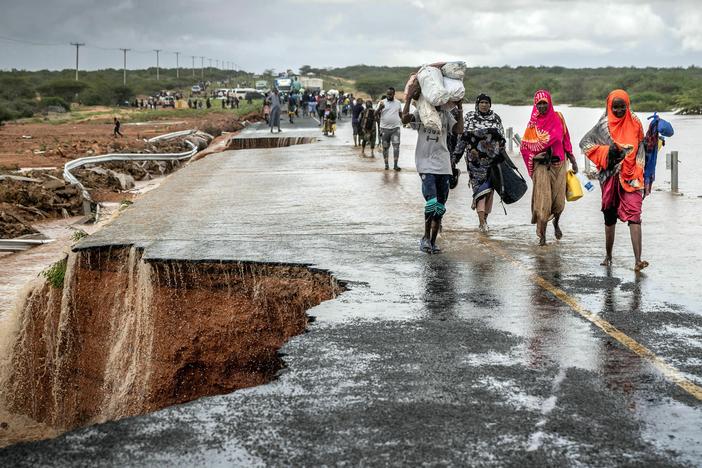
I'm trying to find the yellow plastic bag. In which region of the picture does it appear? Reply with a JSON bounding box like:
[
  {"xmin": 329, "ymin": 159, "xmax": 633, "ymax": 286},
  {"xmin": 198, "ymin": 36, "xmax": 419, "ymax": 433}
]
[{"xmin": 566, "ymin": 170, "xmax": 583, "ymax": 202}]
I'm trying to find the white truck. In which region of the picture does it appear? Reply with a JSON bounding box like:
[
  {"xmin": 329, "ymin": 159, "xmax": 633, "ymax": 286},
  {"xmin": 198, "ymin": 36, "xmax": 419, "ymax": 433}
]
[{"xmin": 274, "ymin": 78, "xmax": 292, "ymax": 93}]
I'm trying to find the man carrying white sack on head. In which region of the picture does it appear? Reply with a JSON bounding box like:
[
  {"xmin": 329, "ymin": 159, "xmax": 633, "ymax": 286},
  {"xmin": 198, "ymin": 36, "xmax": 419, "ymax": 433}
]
[{"xmin": 402, "ymin": 61, "xmax": 466, "ymax": 254}]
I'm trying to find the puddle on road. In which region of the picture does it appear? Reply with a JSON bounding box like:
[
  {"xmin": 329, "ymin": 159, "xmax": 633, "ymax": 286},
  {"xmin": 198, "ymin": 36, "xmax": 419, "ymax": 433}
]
[{"xmin": 0, "ymin": 246, "xmax": 343, "ymax": 448}]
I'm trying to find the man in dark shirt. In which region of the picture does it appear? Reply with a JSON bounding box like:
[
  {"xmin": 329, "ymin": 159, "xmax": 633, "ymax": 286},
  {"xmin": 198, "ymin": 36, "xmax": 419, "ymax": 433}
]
[
  {"xmin": 113, "ymin": 117, "xmax": 123, "ymax": 137},
  {"xmin": 351, "ymin": 98, "xmax": 365, "ymax": 147}
]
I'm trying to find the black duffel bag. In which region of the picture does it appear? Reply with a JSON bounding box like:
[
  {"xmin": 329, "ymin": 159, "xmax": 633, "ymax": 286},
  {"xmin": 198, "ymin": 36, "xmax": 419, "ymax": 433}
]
[{"xmin": 490, "ymin": 151, "xmax": 527, "ymax": 205}]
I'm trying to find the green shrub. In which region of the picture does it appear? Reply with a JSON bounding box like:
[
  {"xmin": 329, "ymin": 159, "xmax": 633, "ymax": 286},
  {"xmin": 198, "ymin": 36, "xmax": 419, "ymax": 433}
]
[
  {"xmin": 42, "ymin": 257, "xmax": 68, "ymax": 289},
  {"xmin": 0, "ymin": 98, "xmax": 37, "ymax": 120},
  {"xmin": 70, "ymin": 229, "xmax": 88, "ymax": 242},
  {"xmin": 40, "ymin": 96, "xmax": 70, "ymax": 111},
  {"xmin": 0, "ymin": 104, "xmax": 15, "ymax": 124},
  {"xmin": 112, "ymin": 85, "xmax": 135, "ymax": 105},
  {"xmin": 38, "ymin": 79, "xmax": 88, "ymax": 103},
  {"xmin": 0, "ymin": 76, "xmax": 36, "ymax": 101}
]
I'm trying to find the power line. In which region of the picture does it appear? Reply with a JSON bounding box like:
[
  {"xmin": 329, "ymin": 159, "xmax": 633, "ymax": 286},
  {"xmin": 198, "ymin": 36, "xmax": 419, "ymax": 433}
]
[
  {"xmin": 0, "ymin": 34, "xmax": 64, "ymax": 47},
  {"xmin": 0, "ymin": 33, "xmax": 247, "ymax": 79}
]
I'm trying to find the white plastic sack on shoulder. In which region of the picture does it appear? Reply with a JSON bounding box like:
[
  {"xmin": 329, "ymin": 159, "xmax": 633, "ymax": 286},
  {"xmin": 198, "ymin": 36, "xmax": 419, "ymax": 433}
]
[
  {"xmin": 443, "ymin": 77, "xmax": 465, "ymax": 101},
  {"xmin": 417, "ymin": 66, "xmax": 450, "ymax": 107},
  {"xmin": 441, "ymin": 61, "xmax": 467, "ymax": 80},
  {"xmin": 416, "ymin": 95, "xmax": 442, "ymax": 133}
]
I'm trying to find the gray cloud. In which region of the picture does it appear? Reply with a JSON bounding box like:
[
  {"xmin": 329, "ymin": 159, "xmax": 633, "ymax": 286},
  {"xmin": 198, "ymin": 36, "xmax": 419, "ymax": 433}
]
[{"xmin": 1, "ymin": 0, "xmax": 700, "ymax": 73}]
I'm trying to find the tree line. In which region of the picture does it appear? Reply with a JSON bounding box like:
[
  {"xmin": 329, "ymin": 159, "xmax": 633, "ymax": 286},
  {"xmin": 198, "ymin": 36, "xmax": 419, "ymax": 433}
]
[
  {"xmin": 0, "ymin": 67, "xmax": 258, "ymax": 124},
  {"xmin": 311, "ymin": 65, "xmax": 702, "ymax": 114},
  {"xmin": 3, "ymin": 64, "xmax": 702, "ymax": 125}
]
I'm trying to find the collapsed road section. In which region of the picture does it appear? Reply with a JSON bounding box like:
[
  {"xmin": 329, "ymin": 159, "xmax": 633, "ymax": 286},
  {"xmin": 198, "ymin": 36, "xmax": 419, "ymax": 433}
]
[{"xmin": 0, "ymin": 246, "xmax": 343, "ymax": 446}]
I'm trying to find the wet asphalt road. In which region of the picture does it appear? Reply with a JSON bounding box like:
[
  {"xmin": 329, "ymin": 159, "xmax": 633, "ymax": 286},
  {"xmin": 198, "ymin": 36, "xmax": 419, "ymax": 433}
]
[{"xmin": 1, "ymin": 116, "xmax": 701, "ymax": 466}]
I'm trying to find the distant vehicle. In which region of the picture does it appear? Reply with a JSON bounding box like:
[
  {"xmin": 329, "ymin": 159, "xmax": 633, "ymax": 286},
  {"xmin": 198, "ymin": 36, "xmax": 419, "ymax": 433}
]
[
  {"xmin": 255, "ymin": 80, "xmax": 268, "ymax": 92},
  {"xmin": 191, "ymin": 84, "xmax": 202, "ymax": 94},
  {"xmin": 300, "ymin": 77, "xmax": 323, "ymax": 92},
  {"xmin": 233, "ymin": 88, "xmax": 256, "ymax": 99},
  {"xmin": 160, "ymin": 96, "xmax": 175, "ymax": 107},
  {"xmin": 274, "ymin": 78, "xmax": 292, "ymax": 93},
  {"xmin": 244, "ymin": 91, "xmax": 266, "ymax": 101}
]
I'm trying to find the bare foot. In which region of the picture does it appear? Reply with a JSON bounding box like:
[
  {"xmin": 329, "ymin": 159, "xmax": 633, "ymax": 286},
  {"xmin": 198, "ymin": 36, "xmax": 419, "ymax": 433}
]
[
  {"xmin": 635, "ymin": 260, "xmax": 649, "ymax": 272},
  {"xmin": 600, "ymin": 257, "xmax": 612, "ymax": 266},
  {"xmin": 554, "ymin": 223, "xmax": 563, "ymax": 240}
]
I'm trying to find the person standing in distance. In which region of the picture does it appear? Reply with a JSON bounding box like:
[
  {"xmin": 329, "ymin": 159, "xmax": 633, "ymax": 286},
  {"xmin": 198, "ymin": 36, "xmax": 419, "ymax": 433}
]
[
  {"xmin": 267, "ymin": 89, "xmax": 282, "ymax": 133},
  {"xmin": 376, "ymin": 87, "xmax": 403, "ymax": 171},
  {"xmin": 351, "ymin": 97, "xmax": 365, "ymax": 147}
]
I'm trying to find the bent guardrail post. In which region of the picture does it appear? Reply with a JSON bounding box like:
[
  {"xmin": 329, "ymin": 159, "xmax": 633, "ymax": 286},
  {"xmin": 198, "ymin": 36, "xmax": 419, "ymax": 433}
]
[{"xmin": 63, "ymin": 129, "xmax": 203, "ymax": 216}]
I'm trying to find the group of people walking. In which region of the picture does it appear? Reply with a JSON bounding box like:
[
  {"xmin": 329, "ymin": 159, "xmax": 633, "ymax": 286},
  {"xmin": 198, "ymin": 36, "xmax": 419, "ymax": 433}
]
[
  {"xmin": 349, "ymin": 88, "xmax": 404, "ymax": 171},
  {"xmin": 262, "ymin": 82, "xmax": 656, "ymax": 271},
  {"xmin": 407, "ymin": 87, "xmax": 654, "ymax": 272}
]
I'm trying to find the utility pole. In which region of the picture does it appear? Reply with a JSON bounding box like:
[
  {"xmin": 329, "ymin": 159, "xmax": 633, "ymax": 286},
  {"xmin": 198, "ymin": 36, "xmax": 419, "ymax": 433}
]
[
  {"xmin": 200, "ymin": 56, "xmax": 205, "ymax": 80},
  {"xmin": 70, "ymin": 42, "xmax": 84, "ymax": 81},
  {"xmin": 175, "ymin": 51, "xmax": 180, "ymax": 79},
  {"xmin": 120, "ymin": 48, "xmax": 130, "ymax": 86},
  {"xmin": 191, "ymin": 55, "xmax": 196, "ymax": 77},
  {"xmin": 216, "ymin": 59, "xmax": 219, "ymax": 69},
  {"xmin": 154, "ymin": 49, "xmax": 161, "ymax": 80}
]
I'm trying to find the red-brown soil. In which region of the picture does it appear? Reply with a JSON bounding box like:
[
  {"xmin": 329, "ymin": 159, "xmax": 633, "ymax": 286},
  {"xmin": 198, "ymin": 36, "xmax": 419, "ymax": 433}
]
[
  {"xmin": 0, "ymin": 110, "xmax": 260, "ymax": 170},
  {"xmin": 1, "ymin": 247, "xmax": 342, "ymax": 445}
]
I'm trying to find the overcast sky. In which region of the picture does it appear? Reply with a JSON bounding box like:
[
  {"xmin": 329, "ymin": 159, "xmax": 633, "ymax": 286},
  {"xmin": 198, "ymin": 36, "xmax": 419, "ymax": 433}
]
[{"xmin": 1, "ymin": 0, "xmax": 701, "ymax": 73}]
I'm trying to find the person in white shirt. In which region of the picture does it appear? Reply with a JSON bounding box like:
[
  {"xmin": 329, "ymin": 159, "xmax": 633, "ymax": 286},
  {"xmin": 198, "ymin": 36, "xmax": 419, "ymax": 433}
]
[{"xmin": 375, "ymin": 87, "xmax": 403, "ymax": 171}]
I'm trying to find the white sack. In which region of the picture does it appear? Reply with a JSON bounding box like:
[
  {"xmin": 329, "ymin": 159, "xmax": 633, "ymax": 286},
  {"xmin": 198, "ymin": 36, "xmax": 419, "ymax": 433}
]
[
  {"xmin": 443, "ymin": 76, "xmax": 465, "ymax": 102},
  {"xmin": 416, "ymin": 94, "xmax": 442, "ymax": 133},
  {"xmin": 441, "ymin": 61, "xmax": 467, "ymax": 80},
  {"xmin": 417, "ymin": 66, "xmax": 450, "ymax": 107}
]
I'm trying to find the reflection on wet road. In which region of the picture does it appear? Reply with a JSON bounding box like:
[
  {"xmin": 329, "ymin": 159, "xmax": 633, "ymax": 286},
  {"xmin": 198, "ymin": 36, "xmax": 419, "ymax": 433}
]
[{"xmin": 2, "ymin": 117, "xmax": 701, "ymax": 466}]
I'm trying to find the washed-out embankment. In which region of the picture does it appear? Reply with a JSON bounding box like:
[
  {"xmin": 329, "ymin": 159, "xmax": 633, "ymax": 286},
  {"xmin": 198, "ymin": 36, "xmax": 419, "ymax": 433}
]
[{"xmin": 0, "ymin": 231, "xmax": 341, "ymax": 447}]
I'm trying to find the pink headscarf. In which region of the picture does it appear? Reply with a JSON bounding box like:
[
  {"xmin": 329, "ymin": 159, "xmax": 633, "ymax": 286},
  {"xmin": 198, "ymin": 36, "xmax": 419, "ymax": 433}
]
[{"xmin": 520, "ymin": 90, "xmax": 572, "ymax": 177}]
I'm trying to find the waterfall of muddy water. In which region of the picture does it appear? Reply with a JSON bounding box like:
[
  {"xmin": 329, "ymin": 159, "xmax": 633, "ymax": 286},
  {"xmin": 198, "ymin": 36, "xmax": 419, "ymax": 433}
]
[
  {"xmin": 227, "ymin": 136, "xmax": 315, "ymax": 150},
  {"xmin": 0, "ymin": 247, "xmax": 343, "ymax": 447}
]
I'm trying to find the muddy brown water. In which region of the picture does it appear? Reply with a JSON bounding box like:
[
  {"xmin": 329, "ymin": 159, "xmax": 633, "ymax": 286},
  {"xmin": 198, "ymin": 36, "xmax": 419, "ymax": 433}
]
[
  {"xmin": 0, "ymin": 246, "xmax": 343, "ymax": 447},
  {"xmin": 227, "ymin": 136, "xmax": 316, "ymax": 150}
]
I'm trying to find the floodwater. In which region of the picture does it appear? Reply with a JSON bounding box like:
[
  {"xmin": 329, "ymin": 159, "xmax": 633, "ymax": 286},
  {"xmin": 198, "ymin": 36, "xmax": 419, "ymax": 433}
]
[{"xmin": 491, "ymin": 104, "xmax": 701, "ymax": 197}]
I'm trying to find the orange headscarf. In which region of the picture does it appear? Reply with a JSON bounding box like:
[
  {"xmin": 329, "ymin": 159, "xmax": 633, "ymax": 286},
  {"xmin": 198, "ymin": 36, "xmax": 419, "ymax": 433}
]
[{"xmin": 607, "ymin": 90, "xmax": 644, "ymax": 192}]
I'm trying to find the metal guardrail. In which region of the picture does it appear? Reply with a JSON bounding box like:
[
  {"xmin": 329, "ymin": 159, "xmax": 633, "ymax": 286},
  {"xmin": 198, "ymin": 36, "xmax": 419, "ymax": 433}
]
[
  {"xmin": 62, "ymin": 129, "xmax": 202, "ymax": 201},
  {"xmin": 0, "ymin": 238, "xmax": 55, "ymax": 252}
]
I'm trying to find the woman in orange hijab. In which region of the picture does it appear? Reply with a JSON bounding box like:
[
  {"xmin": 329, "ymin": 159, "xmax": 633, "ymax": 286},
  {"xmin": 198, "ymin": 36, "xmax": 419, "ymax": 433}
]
[{"xmin": 579, "ymin": 90, "xmax": 647, "ymax": 271}]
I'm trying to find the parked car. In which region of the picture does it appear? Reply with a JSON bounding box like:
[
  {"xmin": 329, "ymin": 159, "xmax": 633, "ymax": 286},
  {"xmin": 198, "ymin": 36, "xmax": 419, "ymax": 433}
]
[
  {"xmin": 233, "ymin": 88, "xmax": 256, "ymax": 99},
  {"xmin": 191, "ymin": 84, "xmax": 202, "ymax": 94}
]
